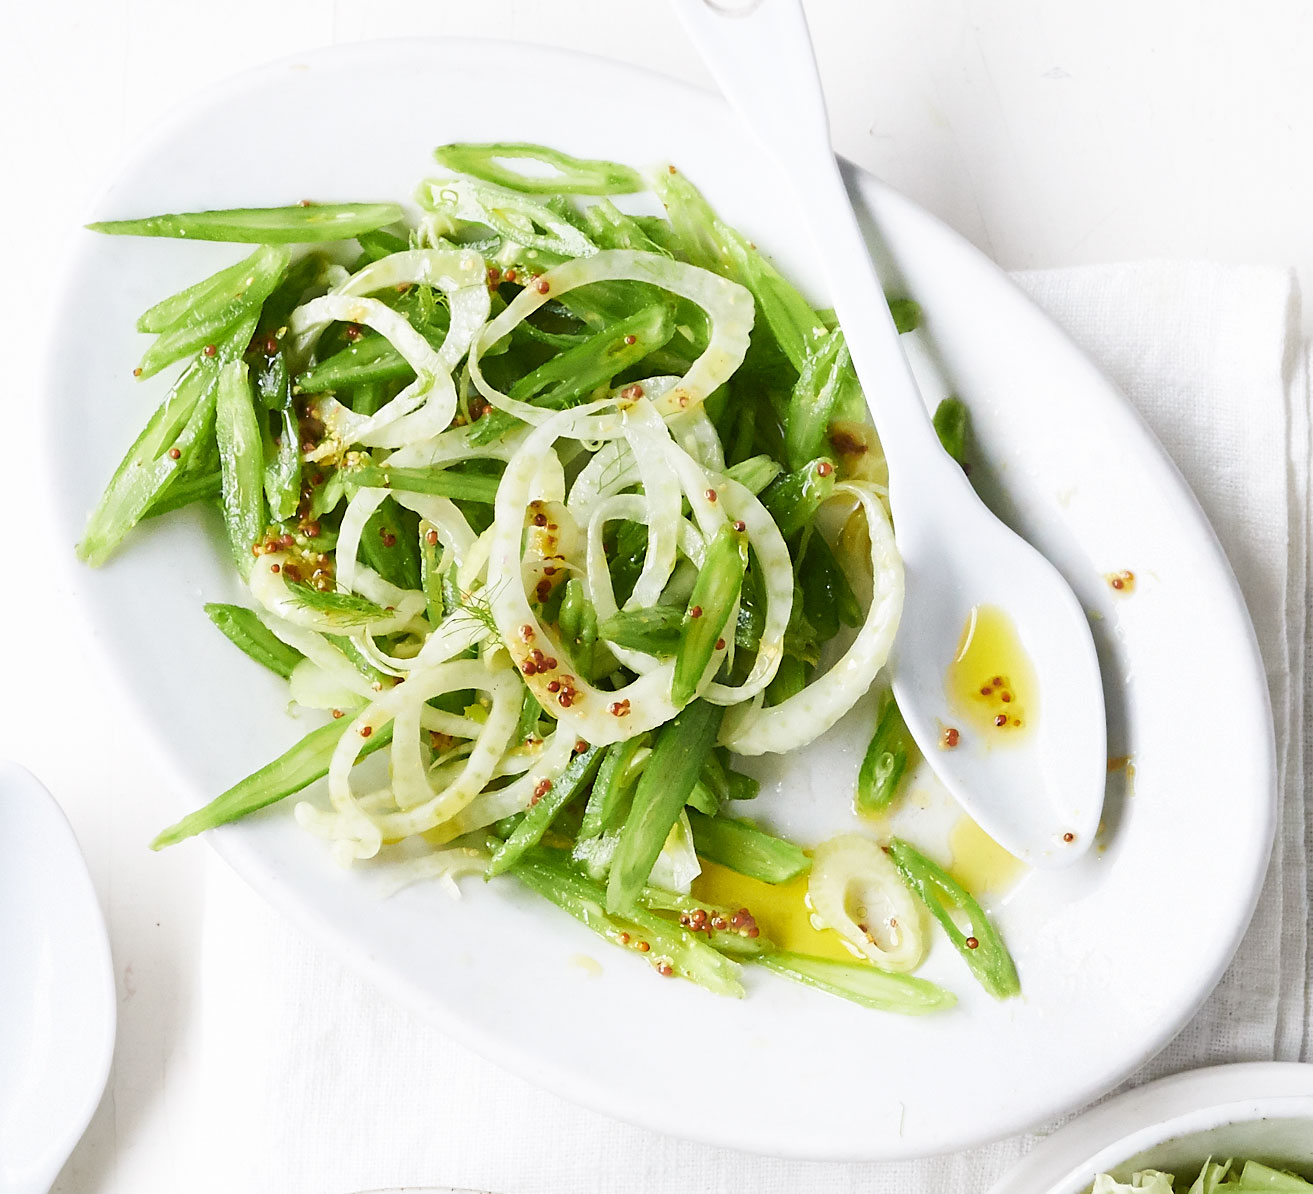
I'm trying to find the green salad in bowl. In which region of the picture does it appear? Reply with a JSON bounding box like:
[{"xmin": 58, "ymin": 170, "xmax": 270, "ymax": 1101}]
[
  {"xmin": 1094, "ymin": 1159, "xmax": 1313, "ymax": 1192},
  {"xmin": 77, "ymin": 141, "xmax": 1015, "ymax": 1016}
]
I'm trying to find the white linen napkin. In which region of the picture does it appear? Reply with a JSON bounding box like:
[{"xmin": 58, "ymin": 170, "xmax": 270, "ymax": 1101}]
[{"xmin": 182, "ymin": 261, "xmax": 1309, "ymax": 1194}]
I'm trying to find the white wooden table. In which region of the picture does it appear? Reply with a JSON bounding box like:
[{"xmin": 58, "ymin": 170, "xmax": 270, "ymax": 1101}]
[{"xmin": 4, "ymin": 2, "xmax": 1312, "ymax": 1189}]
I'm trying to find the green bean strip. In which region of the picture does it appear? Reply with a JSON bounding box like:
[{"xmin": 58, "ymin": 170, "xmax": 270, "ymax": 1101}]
[
  {"xmin": 725, "ymin": 454, "xmax": 782, "ymax": 496},
  {"xmin": 725, "ymin": 769, "xmax": 760, "ymax": 801},
  {"xmin": 558, "ymin": 577, "xmax": 585, "ymax": 651},
  {"xmin": 577, "ymin": 598, "xmax": 599, "ymax": 682},
  {"xmin": 696, "ymin": 749, "xmax": 733, "ymax": 808},
  {"xmin": 513, "ymin": 318, "xmax": 590, "ymax": 351},
  {"xmin": 486, "ymin": 745, "xmax": 605, "ymax": 876},
  {"xmin": 307, "ymin": 470, "xmax": 346, "ymax": 520},
  {"xmin": 733, "ymin": 552, "xmax": 766, "ymax": 656},
  {"xmin": 725, "ymin": 229, "xmax": 829, "ymax": 372},
  {"xmin": 671, "ymin": 524, "xmax": 747, "ymax": 705},
  {"xmin": 470, "ymin": 301, "xmax": 677, "ymax": 445},
  {"xmin": 419, "ymin": 523, "xmax": 446, "ymax": 627},
  {"xmin": 747, "ymin": 389, "xmax": 789, "ymax": 465},
  {"xmin": 797, "ymin": 534, "xmax": 839, "ymax": 645},
  {"xmin": 79, "ymin": 316, "xmax": 257, "ymax": 566},
  {"xmin": 856, "ymin": 691, "xmax": 915, "ymax": 815},
  {"xmin": 357, "ymin": 498, "xmax": 421, "ymax": 591},
  {"xmin": 204, "ymin": 603, "xmax": 304, "ymax": 678},
  {"xmin": 686, "ymin": 809, "xmax": 810, "ymax": 884},
  {"xmin": 694, "ymin": 748, "xmax": 757, "ymax": 803},
  {"xmin": 766, "ymin": 654, "xmax": 808, "ymax": 706},
  {"xmin": 805, "ymin": 532, "xmax": 862, "ymax": 629},
  {"xmin": 137, "ymin": 246, "xmax": 288, "ymax": 379},
  {"xmin": 784, "ymin": 327, "xmax": 851, "ymax": 470},
  {"xmin": 137, "ymin": 246, "xmax": 276, "ymax": 334},
  {"xmin": 215, "ymin": 361, "xmax": 266, "ymax": 574},
  {"xmin": 425, "ymin": 177, "xmax": 596, "ymax": 260},
  {"xmin": 654, "ymin": 168, "xmax": 825, "ymax": 373},
  {"xmin": 782, "ymin": 576, "xmax": 821, "ymax": 666},
  {"xmin": 816, "ymin": 297, "xmax": 918, "ymax": 336},
  {"xmin": 151, "ymin": 719, "xmax": 394, "ymax": 849},
  {"xmin": 760, "ymin": 458, "xmax": 837, "ymax": 540},
  {"xmin": 440, "ymin": 566, "xmax": 463, "ymax": 622},
  {"xmin": 685, "ymin": 780, "xmax": 719, "ymax": 816},
  {"xmin": 349, "ymin": 381, "xmax": 388, "ymax": 418},
  {"xmin": 725, "ymin": 389, "xmax": 756, "ymax": 466},
  {"xmin": 688, "ymin": 741, "xmax": 755, "ymax": 814},
  {"xmin": 325, "ymin": 634, "xmax": 391, "ymax": 687},
  {"xmin": 509, "ymin": 849, "xmax": 744, "ymax": 997},
  {"xmin": 637, "ymin": 887, "xmax": 775, "ymax": 958},
  {"xmin": 607, "ymin": 700, "xmax": 723, "ymax": 913},
  {"xmin": 756, "ymin": 952, "xmax": 957, "ymax": 1015},
  {"xmin": 258, "ymin": 252, "xmax": 331, "ymax": 336},
  {"xmin": 578, "ymin": 736, "xmax": 645, "ymax": 843},
  {"xmin": 582, "ymin": 198, "xmax": 673, "ymax": 253},
  {"xmin": 933, "ymin": 396, "xmax": 969, "ymax": 464},
  {"xmin": 355, "ymin": 228, "xmax": 409, "ymax": 263},
  {"xmin": 296, "ymin": 335, "xmax": 416, "ymax": 393},
  {"xmin": 257, "ymin": 351, "xmax": 301, "ymax": 523},
  {"xmin": 89, "ymin": 202, "xmax": 404, "ymax": 243},
  {"xmin": 798, "ymin": 531, "xmax": 861, "ymax": 644},
  {"xmin": 141, "ymin": 465, "xmax": 221, "ymax": 519},
  {"xmin": 505, "ymin": 298, "xmax": 664, "ymax": 382},
  {"xmin": 512, "ymin": 687, "xmax": 543, "ymax": 745},
  {"xmin": 555, "ymin": 578, "xmax": 599, "ymax": 682},
  {"xmin": 434, "ymin": 142, "xmax": 643, "ymax": 195},
  {"xmin": 887, "ymin": 838, "xmax": 1021, "ymax": 1000},
  {"xmin": 598, "ymin": 604, "xmax": 683, "ymax": 655},
  {"xmin": 607, "ymin": 520, "xmax": 649, "ymax": 608},
  {"xmin": 888, "ymin": 298, "xmax": 921, "ymax": 334},
  {"xmin": 346, "ymin": 465, "xmax": 501, "ymax": 504}
]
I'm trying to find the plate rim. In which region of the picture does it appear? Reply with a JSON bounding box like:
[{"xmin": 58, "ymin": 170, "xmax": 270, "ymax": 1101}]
[{"xmin": 41, "ymin": 34, "xmax": 1279, "ymax": 1161}]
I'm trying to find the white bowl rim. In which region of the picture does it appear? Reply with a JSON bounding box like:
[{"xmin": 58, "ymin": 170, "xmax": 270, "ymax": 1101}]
[{"xmin": 987, "ymin": 1062, "xmax": 1313, "ymax": 1194}]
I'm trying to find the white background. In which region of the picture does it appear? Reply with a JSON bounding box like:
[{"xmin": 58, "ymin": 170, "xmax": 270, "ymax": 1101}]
[{"xmin": 3, "ymin": 1, "xmax": 1313, "ymax": 1190}]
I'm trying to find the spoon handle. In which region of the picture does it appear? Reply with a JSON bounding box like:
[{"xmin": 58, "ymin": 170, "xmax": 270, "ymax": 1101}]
[{"xmin": 671, "ymin": 0, "xmax": 954, "ymax": 501}]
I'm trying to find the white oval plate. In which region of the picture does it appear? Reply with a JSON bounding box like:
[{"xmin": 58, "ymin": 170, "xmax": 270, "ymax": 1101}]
[{"xmin": 44, "ymin": 39, "xmax": 1275, "ymax": 1161}]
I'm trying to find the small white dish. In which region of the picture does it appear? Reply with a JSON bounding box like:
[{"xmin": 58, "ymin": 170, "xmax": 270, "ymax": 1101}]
[
  {"xmin": 43, "ymin": 39, "xmax": 1276, "ymax": 1159},
  {"xmin": 0, "ymin": 764, "xmax": 115, "ymax": 1194},
  {"xmin": 987, "ymin": 1062, "xmax": 1313, "ymax": 1193}
]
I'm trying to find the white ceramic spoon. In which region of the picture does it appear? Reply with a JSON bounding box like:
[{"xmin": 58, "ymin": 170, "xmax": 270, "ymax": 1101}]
[
  {"xmin": 673, "ymin": 0, "xmax": 1106, "ymax": 866},
  {"xmin": 0, "ymin": 764, "xmax": 115, "ymax": 1194}
]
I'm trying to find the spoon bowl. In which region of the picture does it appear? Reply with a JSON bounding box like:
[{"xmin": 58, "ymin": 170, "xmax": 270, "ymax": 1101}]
[
  {"xmin": 0, "ymin": 764, "xmax": 115, "ymax": 1194},
  {"xmin": 673, "ymin": 0, "xmax": 1106, "ymax": 864},
  {"xmin": 891, "ymin": 479, "xmax": 1106, "ymax": 864}
]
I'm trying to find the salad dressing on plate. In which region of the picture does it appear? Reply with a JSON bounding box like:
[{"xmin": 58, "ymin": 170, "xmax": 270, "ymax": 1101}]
[
  {"xmin": 691, "ymin": 859, "xmax": 854, "ymax": 962},
  {"xmin": 949, "ymin": 816, "xmax": 1025, "ymax": 897},
  {"xmin": 945, "ymin": 604, "xmax": 1037, "ymax": 740}
]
